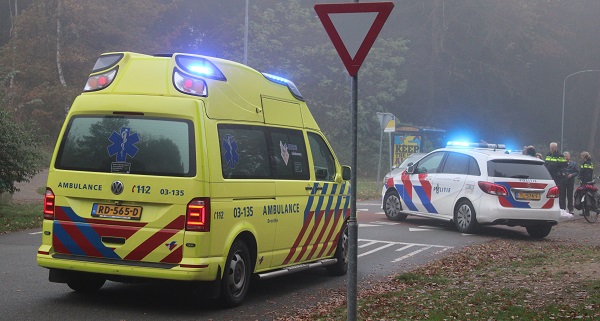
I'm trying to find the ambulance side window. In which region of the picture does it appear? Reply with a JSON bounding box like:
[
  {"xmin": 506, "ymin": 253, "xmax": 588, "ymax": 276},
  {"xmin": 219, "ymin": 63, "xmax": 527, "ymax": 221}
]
[
  {"xmin": 307, "ymin": 133, "xmax": 336, "ymax": 181},
  {"xmin": 218, "ymin": 125, "xmax": 269, "ymax": 179},
  {"xmin": 268, "ymin": 129, "xmax": 309, "ymax": 180}
]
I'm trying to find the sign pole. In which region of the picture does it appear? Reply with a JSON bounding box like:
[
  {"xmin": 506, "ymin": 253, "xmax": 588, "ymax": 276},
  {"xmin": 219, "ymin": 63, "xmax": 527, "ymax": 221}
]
[
  {"xmin": 313, "ymin": 3, "xmax": 394, "ymax": 320},
  {"xmin": 348, "ymin": 72, "xmax": 358, "ymax": 321}
]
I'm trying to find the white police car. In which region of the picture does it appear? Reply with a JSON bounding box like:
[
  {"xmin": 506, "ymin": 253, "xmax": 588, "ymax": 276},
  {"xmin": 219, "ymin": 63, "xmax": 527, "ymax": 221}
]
[{"xmin": 382, "ymin": 142, "xmax": 560, "ymax": 238}]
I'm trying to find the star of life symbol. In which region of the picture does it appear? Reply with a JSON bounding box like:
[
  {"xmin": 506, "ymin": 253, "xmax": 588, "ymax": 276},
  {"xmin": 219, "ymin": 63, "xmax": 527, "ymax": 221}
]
[
  {"xmin": 107, "ymin": 127, "xmax": 140, "ymax": 162},
  {"xmin": 222, "ymin": 134, "xmax": 239, "ymax": 169}
]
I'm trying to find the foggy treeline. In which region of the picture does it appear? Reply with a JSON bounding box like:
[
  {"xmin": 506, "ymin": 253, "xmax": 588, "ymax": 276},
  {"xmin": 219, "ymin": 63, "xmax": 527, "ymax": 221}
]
[{"xmin": 1, "ymin": 0, "xmax": 599, "ymax": 177}]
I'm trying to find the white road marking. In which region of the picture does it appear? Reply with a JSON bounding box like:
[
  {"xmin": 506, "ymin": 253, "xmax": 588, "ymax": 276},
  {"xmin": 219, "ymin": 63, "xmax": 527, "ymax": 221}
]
[
  {"xmin": 373, "ymin": 221, "xmax": 400, "ymax": 225},
  {"xmin": 409, "ymin": 228, "xmax": 433, "ymax": 231},
  {"xmin": 418, "ymin": 225, "xmax": 446, "ymax": 229},
  {"xmin": 357, "ymin": 243, "xmax": 395, "ymax": 258},
  {"xmin": 357, "ymin": 208, "xmax": 369, "ymax": 212},
  {"xmin": 358, "ymin": 223, "xmax": 382, "ymax": 228},
  {"xmin": 373, "ymin": 211, "xmax": 385, "ymax": 215},
  {"xmin": 29, "ymin": 231, "xmax": 42, "ymax": 235},
  {"xmin": 392, "ymin": 246, "xmax": 433, "ymax": 262},
  {"xmin": 358, "ymin": 239, "xmax": 453, "ymax": 262}
]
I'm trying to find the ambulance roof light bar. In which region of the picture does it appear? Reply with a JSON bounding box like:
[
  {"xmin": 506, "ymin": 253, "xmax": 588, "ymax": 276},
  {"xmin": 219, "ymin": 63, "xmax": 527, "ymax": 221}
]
[
  {"xmin": 175, "ymin": 55, "xmax": 226, "ymax": 81},
  {"xmin": 262, "ymin": 73, "xmax": 304, "ymax": 101},
  {"xmin": 447, "ymin": 141, "xmax": 506, "ymax": 149}
]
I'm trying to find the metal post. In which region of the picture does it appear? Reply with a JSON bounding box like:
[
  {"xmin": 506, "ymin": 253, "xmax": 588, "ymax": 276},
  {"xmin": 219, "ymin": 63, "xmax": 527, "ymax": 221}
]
[
  {"xmin": 243, "ymin": 0, "xmax": 249, "ymax": 65},
  {"xmin": 388, "ymin": 132, "xmax": 393, "ymax": 174},
  {"xmin": 377, "ymin": 121, "xmax": 384, "ymax": 182},
  {"xmin": 347, "ymin": 73, "xmax": 358, "ymax": 321},
  {"xmin": 561, "ymin": 69, "xmax": 600, "ymax": 152}
]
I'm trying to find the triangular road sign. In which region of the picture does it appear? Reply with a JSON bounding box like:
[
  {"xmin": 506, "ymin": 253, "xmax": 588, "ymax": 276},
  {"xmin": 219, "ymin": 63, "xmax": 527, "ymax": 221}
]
[{"xmin": 314, "ymin": 2, "xmax": 394, "ymax": 77}]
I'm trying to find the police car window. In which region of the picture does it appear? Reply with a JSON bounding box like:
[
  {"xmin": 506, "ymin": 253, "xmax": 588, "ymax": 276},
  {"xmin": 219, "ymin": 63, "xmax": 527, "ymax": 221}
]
[
  {"xmin": 487, "ymin": 160, "xmax": 553, "ymax": 180},
  {"xmin": 55, "ymin": 116, "xmax": 194, "ymax": 176},
  {"xmin": 269, "ymin": 129, "xmax": 309, "ymax": 180},
  {"xmin": 468, "ymin": 157, "xmax": 481, "ymax": 176},
  {"xmin": 441, "ymin": 152, "xmax": 469, "ymax": 175},
  {"xmin": 307, "ymin": 132, "xmax": 336, "ymax": 181},
  {"xmin": 219, "ymin": 125, "xmax": 269, "ymax": 179},
  {"xmin": 416, "ymin": 152, "xmax": 445, "ymax": 174}
]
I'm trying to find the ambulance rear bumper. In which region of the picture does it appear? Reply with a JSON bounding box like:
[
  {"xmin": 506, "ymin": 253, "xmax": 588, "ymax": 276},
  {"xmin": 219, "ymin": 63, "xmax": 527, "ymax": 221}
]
[{"xmin": 37, "ymin": 252, "xmax": 222, "ymax": 282}]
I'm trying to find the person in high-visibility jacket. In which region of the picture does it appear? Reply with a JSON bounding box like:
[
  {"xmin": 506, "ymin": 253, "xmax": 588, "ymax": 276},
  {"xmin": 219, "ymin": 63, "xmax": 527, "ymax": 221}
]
[
  {"xmin": 579, "ymin": 151, "xmax": 594, "ymax": 184},
  {"xmin": 544, "ymin": 142, "xmax": 567, "ymax": 210}
]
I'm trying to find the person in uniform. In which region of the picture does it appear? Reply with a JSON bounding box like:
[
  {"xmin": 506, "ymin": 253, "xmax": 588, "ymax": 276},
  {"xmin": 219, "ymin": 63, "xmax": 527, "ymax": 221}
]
[
  {"xmin": 563, "ymin": 152, "xmax": 579, "ymax": 213},
  {"xmin": 544, "ymin": 142, "xmax": 567, "ymax": 210},
  {"xmin": 579, "ymin": 151, "xmax": 594, "ymax": 184}
]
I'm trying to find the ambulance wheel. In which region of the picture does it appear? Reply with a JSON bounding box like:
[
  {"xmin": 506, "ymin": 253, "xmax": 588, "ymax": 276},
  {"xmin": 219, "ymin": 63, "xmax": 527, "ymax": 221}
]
[
  {"xmin": 526, "ymin": 225, "xmax": 552, "ymax": 238},
  {"xmin": 384, "ymin": 190, "xmax": 408, "ymax": 221},
  {"xmin": 67, "ymin": 274, "xmax": 106, "ymax": 293},
  {"xmin": 219, "ymin": 240, "xmax": 252, "ymax": 307},
  {"xmin": 326, "ymin": 222, "xmax": 348, "ymax": 276},
  {"xmin": 454, "ymin": 200, "xmax": 478, "ymax": 233}
]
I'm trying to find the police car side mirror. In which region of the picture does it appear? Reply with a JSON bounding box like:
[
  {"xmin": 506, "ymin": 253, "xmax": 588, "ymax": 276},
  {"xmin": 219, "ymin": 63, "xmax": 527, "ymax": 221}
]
[
  {"xmin": 342, "ymin": 166, "xmax": 352, "ymax": 181},
  {"xmin": 407, "ymin": 164, "xmax": 415, "ymax": 174}
]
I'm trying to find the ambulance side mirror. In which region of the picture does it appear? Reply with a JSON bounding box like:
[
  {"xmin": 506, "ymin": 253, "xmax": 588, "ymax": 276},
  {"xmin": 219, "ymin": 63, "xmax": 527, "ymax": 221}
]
[{"xmin": 342, "ymin": 166, "xmax": 352, "ymax": 181}]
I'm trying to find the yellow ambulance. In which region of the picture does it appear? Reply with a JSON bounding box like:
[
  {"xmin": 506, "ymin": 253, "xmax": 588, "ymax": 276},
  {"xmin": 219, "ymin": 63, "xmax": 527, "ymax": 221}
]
[{"xmin": 37, "ymin": 52, "xmax": 351, "ymax": 307}]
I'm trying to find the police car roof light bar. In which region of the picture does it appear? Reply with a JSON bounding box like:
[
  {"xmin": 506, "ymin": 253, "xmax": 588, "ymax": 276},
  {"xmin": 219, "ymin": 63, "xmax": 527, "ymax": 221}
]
[{"xmin": 447, "ymin": 141, "xmax": 506, "ymax": 149}]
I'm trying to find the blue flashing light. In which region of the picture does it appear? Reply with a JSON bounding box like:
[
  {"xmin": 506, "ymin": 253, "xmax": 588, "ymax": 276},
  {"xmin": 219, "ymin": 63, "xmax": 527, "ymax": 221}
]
[
  {"xmin": 262, "ymin": 72, "xmax": 304, "ymax": 101},
  {"xmin": 175, "ymin": 54, "xmax": 226, "ymax": 81},
  {"xmin": 446, "ymin": 141, "xmax": 506, "ymax": 149},
  {"xmin": 188, "ymin": 65, "xmax": 213, "ymax": 77}
]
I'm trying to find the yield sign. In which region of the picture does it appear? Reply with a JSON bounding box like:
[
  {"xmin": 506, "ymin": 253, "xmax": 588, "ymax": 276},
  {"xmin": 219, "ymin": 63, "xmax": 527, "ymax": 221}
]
[{"xmin": 314, "ymin": 2, "xmax": 394, "ymax": 77}]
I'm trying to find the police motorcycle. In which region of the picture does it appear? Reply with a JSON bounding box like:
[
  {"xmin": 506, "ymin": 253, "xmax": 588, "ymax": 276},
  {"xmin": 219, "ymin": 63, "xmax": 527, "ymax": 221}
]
[{"xmin": 574, "ymin": 176, "xmax": 600, "ymax": 223}]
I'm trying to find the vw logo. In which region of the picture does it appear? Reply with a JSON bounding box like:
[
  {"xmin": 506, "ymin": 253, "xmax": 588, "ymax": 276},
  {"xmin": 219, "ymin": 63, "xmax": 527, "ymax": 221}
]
[{"xmin": 111, "ymin": 181, "xmax": 124, "ymax": 195}]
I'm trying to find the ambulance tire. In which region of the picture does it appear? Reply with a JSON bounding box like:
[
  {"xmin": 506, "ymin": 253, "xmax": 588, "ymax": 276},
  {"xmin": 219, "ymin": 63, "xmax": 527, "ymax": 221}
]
[
  {"xmin": 219, "ymin": 240, "xmax": 252, "ymax": 308},
  {"xmin": 67, "ymin": 273, "xmax": 106, "ymax": 293},
  {"xmin": 326, "ymin": 222, "xmax": 349, "ymax": 276},
  {"xmin": 454, "ymin": 199, "xmax": 478, "ymax": 234},
  {"xmin": 384, "ymin": 190, "xmax": 408, "ymax": 221}
]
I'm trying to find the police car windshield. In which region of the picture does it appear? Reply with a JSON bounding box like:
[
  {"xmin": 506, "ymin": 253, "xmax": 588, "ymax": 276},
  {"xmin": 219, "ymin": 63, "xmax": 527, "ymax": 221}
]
[
  {"xmin": 55, "ymin": 116, "xmax": 195, "ymax": 176},
  {"xmin": 487, "ymin": 159, "xmax": 552, "ymax": 180}
]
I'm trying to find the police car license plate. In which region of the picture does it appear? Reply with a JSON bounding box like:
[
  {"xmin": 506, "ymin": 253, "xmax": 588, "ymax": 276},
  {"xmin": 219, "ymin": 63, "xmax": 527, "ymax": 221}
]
[
  {"xmin": 92, "ymin": 204, "xmax": 142, "ymax": 220},
  {"xmin": 516, "ymin": 192, "xmax": 541, "ymax": 201}
]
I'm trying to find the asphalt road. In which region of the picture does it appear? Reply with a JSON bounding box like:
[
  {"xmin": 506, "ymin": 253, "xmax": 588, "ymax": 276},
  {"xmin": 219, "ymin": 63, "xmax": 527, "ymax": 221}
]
[{"xmin": 0, "ymin": 200, "xmax": 587, "ymax": 321}]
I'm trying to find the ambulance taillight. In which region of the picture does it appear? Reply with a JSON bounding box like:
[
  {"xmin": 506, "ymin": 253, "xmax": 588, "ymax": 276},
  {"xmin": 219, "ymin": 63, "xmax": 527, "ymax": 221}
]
[
  {"xmin": 186, "ymin": 198, "xmax": 210, "ymax": 232},
  {"xmin": 43, "ymin": 188, "xmax": 55, "ymax": 220}
]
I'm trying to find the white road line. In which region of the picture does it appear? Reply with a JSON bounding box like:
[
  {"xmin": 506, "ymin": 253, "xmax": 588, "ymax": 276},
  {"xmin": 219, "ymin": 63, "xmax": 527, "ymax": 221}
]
[
  {"xmin": 418, "ymin": 225, "xmax": 445, "ymax": 230},
  {"xmin": 357, "ymin": 243, "xmax": 395, "ymax": 258},
  {"xmin": 29, "ymin": 231, "xmax": 42, "ymax": 235},
  {"xmin": 392, "ymin": 246, "xmax": 432, "ymax": 263},
  {"xmin": 394, "ymin": 244, "xmax": 416, "ymax": 252},
  {"xmin": 373, "ymin": 211, "xmax": 385, "ymax": 215},
  {"xmin": 409, "ymin": 228, "xmax": 433, "ymax": 231},
  {"xmin": 358, "ymin": 223, "xmax": 381, "ymax": 228},
  {"xmin": 358, "ymin": 241, "xmax": 378, "ymax": 248},
  {"xmin": 357, "ymin": 208, "xmax": 369, "ymax": 211},
  {"xmin": 373, "ymin": 221, "xmax": 400, "ymax": 225},
  {"xmin": 359, "ymin": 238, "xmax": 452, "ymax": 249}
]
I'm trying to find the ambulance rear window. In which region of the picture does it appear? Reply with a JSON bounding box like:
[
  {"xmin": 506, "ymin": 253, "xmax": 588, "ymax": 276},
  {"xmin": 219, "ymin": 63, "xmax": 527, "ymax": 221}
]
[{"xmin": 55, "ymin": 116, "xmax": 195, "ymax": 176}]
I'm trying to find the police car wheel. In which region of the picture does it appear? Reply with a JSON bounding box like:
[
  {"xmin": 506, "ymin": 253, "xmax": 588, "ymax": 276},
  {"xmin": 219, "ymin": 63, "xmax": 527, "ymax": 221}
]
[
  {"xmin": 384, "ymin": 191, "xmax": 408, "ymax": 221},
  {"xmin": 220, "ymin": 240, "xmax": 251, "ymax": 307},
  {"xmin": 66, "ymin": 274, "xmax": 106, "ymax": 293},
  {"xmin": 454, "ymin": 200, "xmax": 478, "ymax": 233},
  {"xmin": 327, "ymin": 222, "xmax": 349, "ymax": 276},
  {"xmin": 526, "ymin": 225, "xmax": 552, "ymax": 238}
]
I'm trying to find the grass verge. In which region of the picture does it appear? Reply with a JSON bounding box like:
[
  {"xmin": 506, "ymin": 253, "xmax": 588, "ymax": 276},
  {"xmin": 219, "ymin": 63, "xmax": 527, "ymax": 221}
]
[
  {"xmin": 283, "ymin": 240, "xmax": 600, "ymax": 320},
  {"xmin": 0, "ymin": 203, "xmax": 43, "ymax": 234}
]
